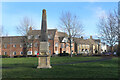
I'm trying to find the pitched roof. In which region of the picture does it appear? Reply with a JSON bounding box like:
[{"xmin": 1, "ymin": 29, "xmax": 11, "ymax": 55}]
[
  {"xmin": 74, "ymin": 38, "xmax": 91, "ymax": 45},
  {"xmin": 58, "ymin": 32, "xmax": 68, "ymax": 37},
  {"xmin": 58, "ymin": 37, "xmax": 64, "ymax": 43},
  {"xmin": 29, "ymin": 29, "xmax": 57, "ymax": 40},
  {"xmin": 94, "ymin": 39, "xmax": 101, "ymax": 43},
  {"xmin": 2, "ymin": 36, "xmax": 24, "ymax": 44},
  {"xmin": 1, "ymin": 29, "xmax": 57, "ymax": 44}
]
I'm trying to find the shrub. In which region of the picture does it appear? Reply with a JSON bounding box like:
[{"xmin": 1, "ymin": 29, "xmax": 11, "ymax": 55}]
[
  {"xmin": 2, "ymin": 55, "xmax": 9, "ymax": 58},
  {"xmin": 58, "ymin": 53, "xmax": 69, "ymax": 56}
]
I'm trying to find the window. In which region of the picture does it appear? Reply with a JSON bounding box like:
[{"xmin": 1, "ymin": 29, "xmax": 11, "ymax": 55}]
[
  {"xmin": 61, "ymin": 44, "xmax": 63, "ymax": 48},
  {"xmin": 71, "ymin": 44, "xmax": 73, "ymax": 48},
  {"xmin": 48, "ymin": 42, "xmax": 50, "ymax": 47},
  {"xmin": 55, "ymin": 42, "xmax": 58, "ymax": 47},
  {"xmin": 13, "ymin": 52, "xmax": 16, "ymax": 55},
  {"xmin": 66, "ymin": 44, "xmax": 69, "ymax": 47},
  {"xmin": 82, "ymin": 49, "xmax": 84, "ymax": 51},
  {"xmin": 29, "ymin": 43, "xmax": 32, "ymax": 48},
  {"xmin": 13, "ymin": 44, "xmax": 16, "ymax": 47},
  {"xmin": 20, "ymin": 44, "xmax": 22, "ymax": 47},
  {"xmin": 20, "ymin": 52, "xmax": 23, "ymax": 55},
  {"xmin": 4, "ymin": 52, "xmax": 7, "ymax": 55},
  {"xmin": 35, "ymin": 35, "xmax": 39, "ymax": 39},
  {"xmin": 4, "ymin": 44, "xmax": 7, "ymax": 48},
  {"xmin": 27, "ymin": 51, "xmax": 32, "ymax": 55},
  {"xmin": 82, "ymin": 45, "xmax": 84, "ymax": 48},
  {"xmin": 28, "ymin": 36, "xmax": 31, "ymax": 39},
  {"xmin": 48, "ymin": 35, "xmax": 51, "ymax": 39},
  {"xmin": 34, "ymin": 43, "xmax": 38, "ymax": 47},
  {"xmin": 64, "ymin": 39, "xmax": 67, "ymax": 42},
  {"xmin": 28, "ymin": 35, "xmax": 33, "ymax": 39},
  {"xmin": 85, "ymin": 49, "xmax": 88, "ymax": 51},
  {"xmin": 34, "ymin": 51, "xmax": 37, "ymax": 55},
  {"xmin": 49, "ymin": 50, "xmax": 51, "ymax": 54}
]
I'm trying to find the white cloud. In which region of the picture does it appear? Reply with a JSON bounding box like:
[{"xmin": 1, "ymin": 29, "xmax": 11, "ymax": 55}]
[{"xmin": 95, "ymin": 7, "xmax": 107, "ymax": 18}]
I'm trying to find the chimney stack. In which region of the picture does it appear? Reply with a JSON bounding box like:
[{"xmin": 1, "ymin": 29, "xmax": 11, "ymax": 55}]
[
  {"xmin": 29, "ymin": 26, "xmax": 32, "ymax": 31},
  {"xmin": 90, "ymin": 36, "xmax": 92, "ymax": 39},
  {"xmin": 81, "ymin": 36, "xmax": 83, "ymax": 39}
]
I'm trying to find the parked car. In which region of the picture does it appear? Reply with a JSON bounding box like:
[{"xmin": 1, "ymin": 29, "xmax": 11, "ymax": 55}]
[
  {"xmin": 104, "ymin": 52, "xmax": 112, "ymax": 56},
  {"xmin": 113, "ymin": 52, "xmax": 117, "ymax": 56}
]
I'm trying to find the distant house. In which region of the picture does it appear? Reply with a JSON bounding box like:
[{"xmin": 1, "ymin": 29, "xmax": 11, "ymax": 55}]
[
  {"xmin": 58, "ymin": 32, "xmax": 74, "ymax": 54},
  {"xmin": 74, "ymin": 36, "xmax": 101, "ymax": 55}
]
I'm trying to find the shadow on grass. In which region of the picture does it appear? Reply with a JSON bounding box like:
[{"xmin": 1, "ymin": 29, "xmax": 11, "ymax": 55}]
[{"xmin": 2, "ymin": 57, "xmax": 114, "ymax": 69}]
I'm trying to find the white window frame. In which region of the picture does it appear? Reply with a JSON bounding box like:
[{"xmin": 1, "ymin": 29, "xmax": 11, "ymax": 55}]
[
  {"xmin": 28, "ymin": 36, "xmax": 31, "ymax": 39},
  {"xmin": 48, "ymin": 35, "xmax": 51, "ymax": 39},
  {"xmin": 4, "ymin": 44, "xmax": 7, "ymax": 48},
  {"xmin": 48, "ymin": 42, "xmax": 50, "ymax": 47},
  {"xmin": 49, "ymin": 50, "xmax": 51, "ymax": 54},
  {"xmin": 13, "ymin": 52, "xmax": 16, "ymax": 55},
  {"xmin": 20, "ymin": 44, "xmax": 22, "ymax": 47},
  {"xmin": 27, "ymin": 51, "xmax": 32, "ymax": 55},
  {"xmin": 29, "ymin": 43, "xmax": 32, "ymax": 48},
  {"xmin": 55, "ymin": 42, "xmax": 58, "ymax": 47},
  {"xmin": 20, "ymin": 51, "xmax": 23, "ymax": 55},
  {"xmin": 35, "ymin": 35, "xmax": 39, "ymax": 39},
  {"xmin": 34, "ymin": 51, "xmax": 37, "ymax": 55},
  {"xmin": 71, "ymin": 44, "xmax": 73, "ymax": 48},
  {"xmin": 13, "ymin": 44, "xmax": 16, "ymax": 47},
  {"xmin": 4, "ymin": 52, "xmax": 7, "ymax": 55}
]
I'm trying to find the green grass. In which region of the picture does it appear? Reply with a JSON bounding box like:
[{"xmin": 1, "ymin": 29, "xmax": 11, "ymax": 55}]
[{"xmin": 2, "ymin": 56, "xmax": 119, "ymax": 79}]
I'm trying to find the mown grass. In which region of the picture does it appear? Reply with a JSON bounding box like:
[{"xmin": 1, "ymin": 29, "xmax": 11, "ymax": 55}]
[{"xmin": 1, "ymin": 56, "xmax": 119, "ymax": 79}]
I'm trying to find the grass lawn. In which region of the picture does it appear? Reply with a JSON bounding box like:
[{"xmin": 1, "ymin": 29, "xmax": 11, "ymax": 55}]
[{"xmin": 1, "ymin": 56, "xmax": 119, "ymax": 79}]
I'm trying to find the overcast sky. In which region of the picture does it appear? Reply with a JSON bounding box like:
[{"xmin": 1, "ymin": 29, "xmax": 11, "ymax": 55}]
[{"xmin": 2, "ymin": 2, "xmax": 118, "ymax": 38}]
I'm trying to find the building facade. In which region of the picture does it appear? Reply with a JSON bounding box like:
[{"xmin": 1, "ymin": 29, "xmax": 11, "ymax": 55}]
[
  {"xmin": 1, "ymin": 28, "xmax": 75, "ymax": 56},
  {"xmin": 100, "ymin": 42, "xmax": 108, "ymax": 53},
  {"xmin": 75, "ymin": 36, "xmax": 101, "ymax": 55}
]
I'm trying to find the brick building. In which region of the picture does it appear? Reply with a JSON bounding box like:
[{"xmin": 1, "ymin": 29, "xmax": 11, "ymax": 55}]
[{"xmin": 1, "ymin": 28, "xmax": 75, "ymax": 56}]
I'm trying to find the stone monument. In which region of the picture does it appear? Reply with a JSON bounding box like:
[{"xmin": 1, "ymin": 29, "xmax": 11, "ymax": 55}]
[{"xmin": 37, "ymin": 9, "xmax": 52, "ymax": 68}]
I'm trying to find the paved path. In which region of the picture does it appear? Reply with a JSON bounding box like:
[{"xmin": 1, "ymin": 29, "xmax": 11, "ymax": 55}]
[{"xmin": 51, "ymin": 57, "xmax": 112, "ymax": 66}]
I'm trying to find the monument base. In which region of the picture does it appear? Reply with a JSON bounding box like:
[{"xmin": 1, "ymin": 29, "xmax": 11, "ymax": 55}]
[{"xmin": 37, "ymin": 56, "xmax": 52, "ymax": 69}]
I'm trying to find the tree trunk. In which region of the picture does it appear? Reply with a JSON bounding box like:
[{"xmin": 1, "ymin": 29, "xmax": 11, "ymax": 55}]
[
  {"xmin": 110, "ymin": 45, "xmax": 113, "ymax": 54},
  {"xmin": 70, "ymin": 37, "xmax": 72, "ymax": 57},
  {"xmin": 117, "ymin": 35, "xmax": 120, "ymax": 56}
]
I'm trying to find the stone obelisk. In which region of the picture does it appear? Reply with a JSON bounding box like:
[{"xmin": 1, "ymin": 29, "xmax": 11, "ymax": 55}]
[{"xmin": 37, "ymin": 9, "xmax": 52, "ymax": 68}]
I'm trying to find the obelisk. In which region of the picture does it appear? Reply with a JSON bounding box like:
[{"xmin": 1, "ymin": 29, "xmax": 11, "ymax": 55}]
[{"xmin": 37, "ymin": 9, "xmax": 52, "ymax": 68}]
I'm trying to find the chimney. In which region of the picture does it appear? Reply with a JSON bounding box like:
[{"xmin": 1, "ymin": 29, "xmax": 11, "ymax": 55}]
[
  {"xmin": 29, "ymin": 26, "xmax": 32, "ymax": 31},
  {"xmin": 90, "ymin": 36, "xmax": 92, "ymax": 39},
  {"xmin": 81, "ymin": 36, "xmax": 83, "ymax": 39}
]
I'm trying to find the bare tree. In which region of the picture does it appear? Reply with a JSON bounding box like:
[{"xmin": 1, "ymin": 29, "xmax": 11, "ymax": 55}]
[
  {"xmin": 17, "ymin": 16, "xmax": 35, "ymax": 36},
  {"xmin": 97, "ymin": 11, "xmax": 117, "ymax": 53},
  {"xmin": 16, "ymin": 17, "xmax": 35, "ymax": 57},
  {"xmin": 115, "ymin": 2, "xmax": 120, "ymax": 56},
  {"xmin": 0, "ymin": 25, "xmax": 2, "ymax": 36},
  {"xmin": 59, "ymin": 11, "xmax": 84, "ymax": 57},
  {"xmin": 0, "ymin": 25, "xmax": 9, "ymax": 36}
]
